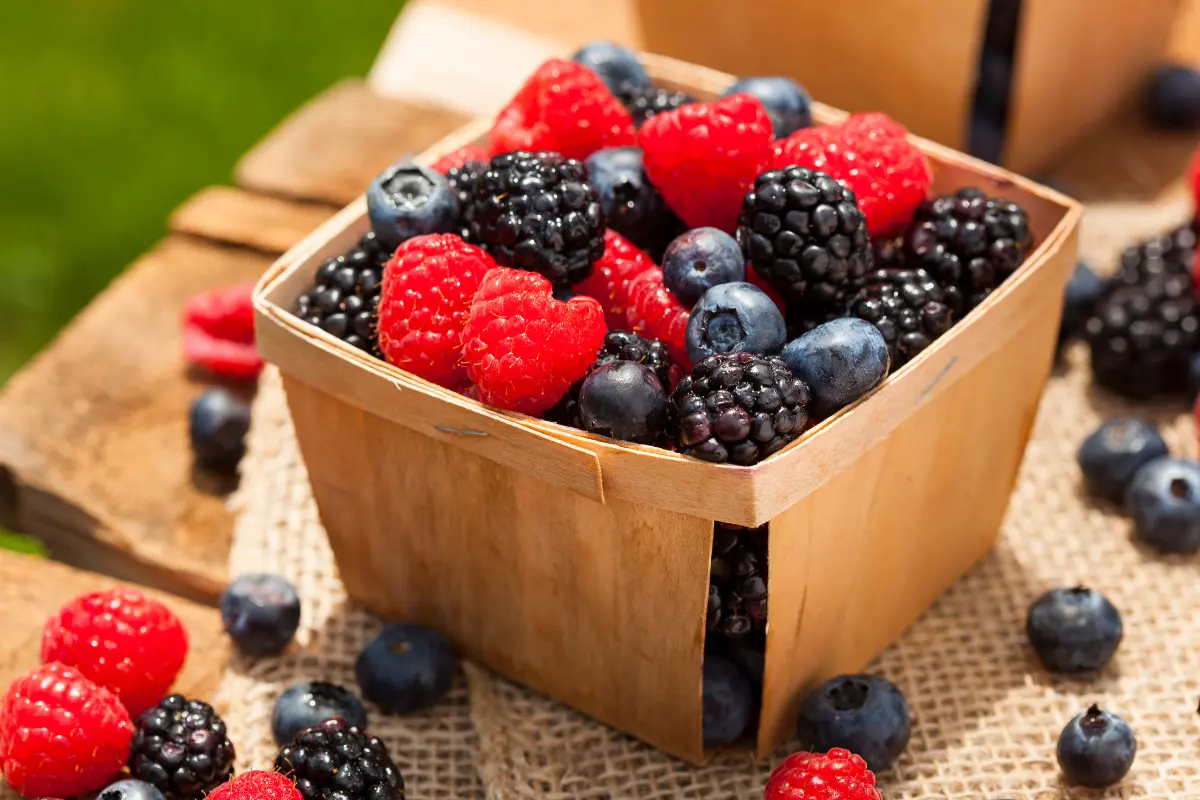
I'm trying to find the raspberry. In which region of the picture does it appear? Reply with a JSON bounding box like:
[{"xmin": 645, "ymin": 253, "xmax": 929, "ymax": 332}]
[
  {"xmin": 640, "ymin": 94, "xmax": 774, "ymax": 232},
  {"xmin": 462, "ymin": 267, "xmax": 607, "ymax": 414},
  {"xmin": 575, "ymin": 230, "xmax": 658, "ymax": 329},
  {"xmin": 41, "ymin": 587, "xmax": 188, "ymax": 719},
  {"xmin": 184, "ymin": 284, "xmax": 255, "ymax": 344},
  {"xmin": 183, "ymin": 328, "xmax": 263, "ymax": 381},
  {"xmin": 207, "ymin": 771, "xmax": 302, "ymax": 800},
  {"xmin": 775, "ymin": 112, "xmax": 932, "ymax": 238},
  {"xmin": 429, "ymin": 144, "xmax": 489, "ymax": 175},
  {"xmin": 489, "ymin": 59, "xmax": 636, "ymax": 160},
  {"xmin": 764, "ymin": 748, "xmax": 882, "ymax": 800},
  {"xmin": 625, "ymin": 267, "xmax": 691, "ymax": 368},
  {"xmin": 377, "ymin": 234, "xmax": 497, "ymax": 388},
  {"xmin": 1189, "ymin": 144, "xmax": 1200, "ymax": 213},
  {"xmin": 0, "ymin": 662, "xmax": 134, "ymax": 797}
]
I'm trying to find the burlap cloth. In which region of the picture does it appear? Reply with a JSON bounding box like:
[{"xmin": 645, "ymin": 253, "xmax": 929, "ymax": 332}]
[{"xmin": 216, "ymin": 191, "xmax": 1200, "ymax": 799}]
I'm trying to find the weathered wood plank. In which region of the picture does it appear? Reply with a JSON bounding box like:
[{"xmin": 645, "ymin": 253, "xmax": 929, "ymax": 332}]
[
  {"xmin": 170, "ymin": 187, "xmax": 336, "ymax": 255},
  {"xmin": 0, "ymin": 237, "xmax": 274, "ymax": 604},
  {"xmin": 235, "ymin": 79, "xmax": 470, "ymax": 206}
]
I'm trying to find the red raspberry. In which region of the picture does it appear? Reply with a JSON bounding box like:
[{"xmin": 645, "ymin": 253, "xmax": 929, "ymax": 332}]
[
  {"xmin": 774, "ymin": 112, "xmax": 931, "ymax": 238},
  {"xmin": 207, "ymin": 771, "xmax": 302, "ymax": 800},
  {"xmin": 430, "ymin": 144, "xmax": 489, "ymax": 175},
  {"xmin": 1189, "ymin": 144, "xmax": 1200, "ymax": 215},
  {"xmin": 764, "ymin": 748, "xmax": 882, "ymax": 800},
  {"xmin": 461, "ymin": 267, "xmax": 607, "ymax": 414},
  {"xmin": 0, "ymin": 662, "xmax": 134, "ymax": 797},
  {"xmin": 182, "ymin": 283, "xmax": 262, "ymax": 381},
  {"xmin": 183, "ymin": 327, "xmax": 263, "ymax": 381},
  {"xmin": 184, "ymin": 284, "xmax": 255, "ymax": 344},
  {"xmin": 489, "ymin": 58, "xmax": 637, "ymax": 160},
  {"xmin": 625, "ymin": 268, "xmax": 690, "ymax": 368},
  {"xmin": 575, "ymin": 230, "xmax": 658, "ymax": 329},
  {"xmin": 41, "ymin": 587, "xmax": 189, "ymax": 718},
  {"xmin": 640, "ymin": 94, "xmax": 773, "ymax": 232},
  {"xmin": 377, "ymin": 234, "xmax": 497, "ymax": 388}
]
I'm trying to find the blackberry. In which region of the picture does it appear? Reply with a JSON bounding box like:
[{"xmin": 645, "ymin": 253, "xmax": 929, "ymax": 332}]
[
  {"xmin": 1109, "ymin": 223, "xmax": 1197, "ymax": 290},
  {"xmin": 669, "ymin": 352, "xmax": 810, "ymax": 465},
  {"xmin": 444, "ymin": 159, "xmax": 485, "ymax": 237},
  {"xmin": 275, "ymin": 718, "xmax": 404, "ymax": 800},
  {"xmin": 618, "ymin": 84, "xmax": 697, "ymax": 127},
  {"xmin": 736, "ymin": 166, "xmax": 872, "ymax": 315},
  {"xmin": 1085, "ymin": 273, "xmax": 1200, "ymax": 399},
  {"xmin": 872, "ymin": 237, "xmax": 906, "ymax": 270},
  {"xmin": 128, "ymin": 695, "xmax": 235, "ymax": 800},
  {"xmin": 545, "ymin": 330, "xmax": 678, "ymax": 429},
  {"xmin": 847, "ymin": 268, "xmax": 954, "ymax": 367},
  {"xmin": 707, "ymin": 522, "xmax": 768, "ymax": 639},
  {"xmin": 292, "ymin": 231, "xmax": 388, "ymax": 356},
  {"xmin": 465, "ymin": 150, "xmax": 606, "ymax": 288},
  {"xmin": 903, "ymin": 187, "xmax": 1033, "ymax": 312}
]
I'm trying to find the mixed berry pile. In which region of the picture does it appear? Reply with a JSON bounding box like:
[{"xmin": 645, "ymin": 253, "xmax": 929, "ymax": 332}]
[{"xmin": 288, "ymin": 44, "xmax": 1037, "ymax": 468}]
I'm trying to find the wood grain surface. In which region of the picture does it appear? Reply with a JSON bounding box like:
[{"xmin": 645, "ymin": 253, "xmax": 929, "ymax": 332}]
[
  {"xmin": 0, "ymin": 237, "xmax": 272, "ymax": 604},
  {"xmin": 170, "ymin": 187, "xmax": 337, "ymax": 255},
  {"xmin": 235, "ymin": 79, "xmax": 468, "ymax": 206}
]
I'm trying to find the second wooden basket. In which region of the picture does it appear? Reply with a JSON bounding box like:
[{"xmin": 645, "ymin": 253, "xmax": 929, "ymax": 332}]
[{"xmin": 253, "ymin": 53, "xmax": 1082, "ymax": 764}]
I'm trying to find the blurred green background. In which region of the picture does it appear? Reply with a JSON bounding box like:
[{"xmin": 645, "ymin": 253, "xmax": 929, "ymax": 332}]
[
  {"xmin": 0, "ymin": 1, "xmax": 404, "ymax": 551},
  {"xmin": 0, "ymin": 1, "xmax": 403, "ymax": 382}
]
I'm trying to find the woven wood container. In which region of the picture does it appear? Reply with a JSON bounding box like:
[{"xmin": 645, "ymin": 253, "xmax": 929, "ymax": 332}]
[
  {"xmin": 253, "ymin": 53, "xmax": 1081, "ymax": 764},
  {"xmin": 634, "ymin": 0, "xmax": 1181, "ymax": 175}
]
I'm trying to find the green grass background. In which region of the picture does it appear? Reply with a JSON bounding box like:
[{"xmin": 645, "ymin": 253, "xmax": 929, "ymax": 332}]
[{"xmin": 0, "ymin": 1, "xmax": 405, "ymax": 550}]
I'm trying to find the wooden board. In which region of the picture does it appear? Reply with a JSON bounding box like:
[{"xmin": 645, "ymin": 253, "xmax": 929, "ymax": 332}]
[
  {"xmin": 0, "ymin": 237, "xmax": 273, "ymax": 604},
  {"xmin": 170, "ymin": 187, "xmax": 337, "ymax": 255},
  {"xmin": 235, "ymin": 79, "xmax": 469, "ymax": 206}
]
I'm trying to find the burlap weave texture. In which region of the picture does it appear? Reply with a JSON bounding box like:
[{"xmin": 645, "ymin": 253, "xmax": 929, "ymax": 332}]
[{"xmin": 222, "ymin": 193, "xmax": 1200, "ymax": 800}]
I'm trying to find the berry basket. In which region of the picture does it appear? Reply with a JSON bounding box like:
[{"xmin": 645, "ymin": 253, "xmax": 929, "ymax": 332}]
[
  {"xmin": 634, "ymin": 0, "xmax": 1182, "ymax": 173},
  {"xmin": 253, "ymin": 52, "xmax": 1081, "ymax": 764}
]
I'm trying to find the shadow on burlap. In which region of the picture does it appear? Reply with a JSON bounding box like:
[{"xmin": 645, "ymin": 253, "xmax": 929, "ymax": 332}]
[{"xmin": 221, "ymin": 193, "xmax": 1200, "ymax": 799}]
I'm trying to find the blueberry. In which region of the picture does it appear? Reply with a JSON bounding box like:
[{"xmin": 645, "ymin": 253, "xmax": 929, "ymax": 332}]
[
  {"xmin": 721, "ymin": 76, "xmax": 812, "ymax": 137},
  {"xmin": 716, "ymin": 637, "xmax": 765, "ymax": 686},
  {"xmin": 570, "ymin": 40, "xmax": 650, "ymax": 95},
  {"xmin": 1125, "ymin": 457, "xmax": 1200, "ymax": 553},
  {"xmin": 355, "ymin": 623, "xmax": 457, "ymax": 714},
  {"xmin": 98, "ymin": 779, "xmax": 167, "ymax": 800},
  {"xmin": 686, "ymin": 282, "xmax": 786, "ymax": 363},
  {"xmin": 662, "ymin": 227, "xmax": 746, "ymax": 307},
  {"xmin": 1145, "ymin": 64, "xmax": 1200, "ymax": 130},
  {"xmin": 1056, "ymin": 704, "xmax": 1136, "ymax": 788},
  {"xmin": 578, "ymin": 361, "xmax": 667, "ymax": 444},
  {"xmin": 189, "ymin": 388, "xmax": 250, "ymax": 473},
  {"xmin": 795, "ymin": 674, "xmax": 911, "ymax": 772},
  {"xmin": 1026, "ymin": 587, "xmax": 1122, "ymax": 672},
  {"xmin": 779, "ymin": 319, "xmax": 890, "ymax": 419},
  {"xmin": 702, "ymin": 655, "xmax": 755, "ymax": 748},
  {"xmin": 271, "ymin": 680, "xmax": 368, "ymax": 745},
  {"xmin": 584, "ymin": 147, "xmax": 682, "ymax": 257},
  {"xmin": 220, "ymin": 573, "xmax": 301, "ymax": 656},
  {"xmin": 1076, "ymin": 419, "xmax": 1169, "ymax": 503},
  {"xmin": 1058, "ymin": 261, "xmax": 1104, "ymax": 349},
  {"xmin": 366, "ymin": 162, "xmax": 457, "ymax": 249}
]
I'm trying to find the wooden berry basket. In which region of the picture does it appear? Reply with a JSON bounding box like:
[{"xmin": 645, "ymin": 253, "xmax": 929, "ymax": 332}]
[{"xmin": 253, "ymin": 52, "xmax": 1081, "ymax": 764}]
